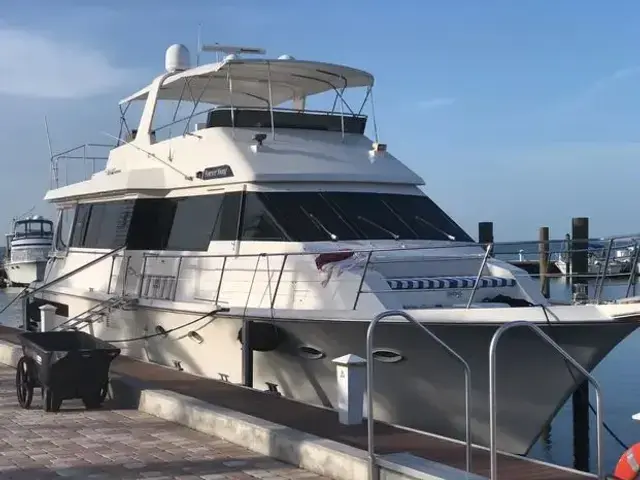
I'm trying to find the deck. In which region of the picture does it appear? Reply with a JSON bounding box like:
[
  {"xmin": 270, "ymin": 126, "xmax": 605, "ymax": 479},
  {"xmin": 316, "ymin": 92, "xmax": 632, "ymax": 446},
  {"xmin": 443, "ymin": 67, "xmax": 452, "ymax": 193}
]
[{"xmin": 0, "ymin": 325, "xmax": 595, "ymax": 479}]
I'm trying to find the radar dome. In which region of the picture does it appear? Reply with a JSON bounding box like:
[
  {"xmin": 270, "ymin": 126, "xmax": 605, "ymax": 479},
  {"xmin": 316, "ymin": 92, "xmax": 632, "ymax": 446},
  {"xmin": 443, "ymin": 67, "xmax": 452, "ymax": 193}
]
[
  {"xmin": 165, "ymin": 44, "xmax": 191, "ymax": 73},
  {"xmin": 278, "ymin": 54, "xmax": 295, "ymax": 60},
  {"xmin": 224, "ymin": 54, "xmax": 238, "ymax": 62}
]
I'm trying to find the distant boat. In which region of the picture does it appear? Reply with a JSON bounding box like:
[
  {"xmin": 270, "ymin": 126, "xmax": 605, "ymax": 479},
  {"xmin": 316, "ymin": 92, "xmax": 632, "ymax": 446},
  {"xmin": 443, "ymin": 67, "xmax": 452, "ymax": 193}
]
[
  {"xmin": 4, "ymin": 215, "xmax": 53, "ymax": 286},
  {"xmin": 554, "ymin": 240, "xmax": 626, "ymax": 276}
]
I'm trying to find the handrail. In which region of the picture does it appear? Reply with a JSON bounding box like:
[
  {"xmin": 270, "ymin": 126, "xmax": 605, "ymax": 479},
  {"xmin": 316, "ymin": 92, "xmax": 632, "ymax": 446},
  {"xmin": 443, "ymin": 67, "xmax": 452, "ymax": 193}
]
[
  {"xmin": 466, "ymin": 243, "xmax": 493, "ymax": 309},
  {"xmin": 366, "ymin": 310, "xmax": 472, "ymax": 479},
  {"xmin": 594, "ymin": 238, "xmax": 614, "ymax": 303},
  {"xmin": 488, "ymin": 320, "xmax": 604, "ymax": 480},
  {"xmin": 27, "ymin": 245, "xmax": 127, "ymax": 299},
  {"xmin": 626, "ymin": 241, "xmax": 640, "ymax": 298}
]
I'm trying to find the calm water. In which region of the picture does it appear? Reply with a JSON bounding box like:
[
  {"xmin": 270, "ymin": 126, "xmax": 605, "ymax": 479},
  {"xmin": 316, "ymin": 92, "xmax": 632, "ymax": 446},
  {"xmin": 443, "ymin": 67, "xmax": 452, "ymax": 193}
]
[{"xmin": 0, "ymin": 249, "xmax": 637, "ymax": 474}]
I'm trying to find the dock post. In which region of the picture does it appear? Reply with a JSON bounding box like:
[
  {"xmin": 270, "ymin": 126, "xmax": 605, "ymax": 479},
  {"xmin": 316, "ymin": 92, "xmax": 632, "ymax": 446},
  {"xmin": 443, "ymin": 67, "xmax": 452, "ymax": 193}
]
[
  {"xmin": 539, "ymin": 226, "xmax": 550, "ymax": 299},
  {"xmin": 571, "ymin": 217, "xmax": 590, "ymax": 473},
  {"xmin": 478, "ymin": 222, "xmax": 493, "ymax": 252}
]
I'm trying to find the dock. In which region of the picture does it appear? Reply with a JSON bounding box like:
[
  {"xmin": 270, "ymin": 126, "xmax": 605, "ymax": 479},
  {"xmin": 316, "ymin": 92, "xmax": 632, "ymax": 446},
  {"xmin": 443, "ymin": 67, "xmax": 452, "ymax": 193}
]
[
  {"xmin": 509, "ymin": 259, "xmax": 562, "ymax": 276},
  {"xmin": 0, "ymin": 325, "xmax": 596, "ymax": 480},
  {"xmin": 0, "ymin": 364, "xmax": 323, "ymax": 479}
]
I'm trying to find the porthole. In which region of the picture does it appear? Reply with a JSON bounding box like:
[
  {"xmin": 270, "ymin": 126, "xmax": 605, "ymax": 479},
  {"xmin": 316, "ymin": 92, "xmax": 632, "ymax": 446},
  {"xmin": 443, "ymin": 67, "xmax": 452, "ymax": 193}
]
[
  {"xmin": 372, "ymin": 348, "xmax": 404, "ymax": 364},
  {"xmin": 188, "ymin": 331, "xmax": 204, "ymax": 344},
  {"xmin": 297, "ymin": 345, "xmax": 325, "ymax": 360}
]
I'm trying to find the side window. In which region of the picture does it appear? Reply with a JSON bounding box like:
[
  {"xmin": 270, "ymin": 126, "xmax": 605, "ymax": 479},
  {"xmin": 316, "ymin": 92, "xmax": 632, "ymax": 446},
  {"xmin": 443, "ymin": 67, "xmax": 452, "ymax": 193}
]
[
  {"xmin": 55, "ymin": 207, "xmax": 75, "ymax": 251},
  {"xmin": 240, "ymin": 193, "xmax": 286, "ymax": 241},
  {"xmin": 212, "ymin": 192, "xmax": 242, "ymax": 241},
  {"xmin": 93, "ymin": 201, "xmax": 134, "ymax": 249},
  {"xmin": 127, "ymin": 199, "xmax": 176, "ymax": 250},
  {"xmin": 166, "ymin": 195, "xmax": 223, "ymax": 251},
  {"xmin": 82, "ymin": 203, "xmax": 106, "ymax": 248},
  {"xmin": 70, "ymin": 204, "xmax": 91, "ymax": 247}
]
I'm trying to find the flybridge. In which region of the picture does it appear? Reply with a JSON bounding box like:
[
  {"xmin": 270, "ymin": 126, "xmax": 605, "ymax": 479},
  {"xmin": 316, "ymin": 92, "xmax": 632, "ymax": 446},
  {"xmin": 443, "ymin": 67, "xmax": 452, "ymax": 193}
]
[{"xmin": 116, "ymin": 39, "xmax": 379, "ymax": 147}]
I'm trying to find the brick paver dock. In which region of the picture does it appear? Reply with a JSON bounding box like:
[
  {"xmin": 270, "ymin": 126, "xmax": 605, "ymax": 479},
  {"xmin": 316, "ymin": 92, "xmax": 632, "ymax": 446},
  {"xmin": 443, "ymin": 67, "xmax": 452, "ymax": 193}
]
[{"xmin": 0, "ymin": 366, "xmax": 328, "ymax": 480}]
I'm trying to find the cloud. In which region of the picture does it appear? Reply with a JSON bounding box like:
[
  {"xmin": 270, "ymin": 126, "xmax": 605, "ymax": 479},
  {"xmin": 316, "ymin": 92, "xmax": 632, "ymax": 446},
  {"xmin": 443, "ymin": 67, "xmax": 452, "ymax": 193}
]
[
  {"xmin": 550, "ymin": 66, "xmax": 640, "ymax": 115},
  {"xmin": 0, "ymin": 27, "xmax": 142, "ymax": 99},
  {"xmin": 417, "ymin": 97, "xmax": 456, "ymax": 110}
]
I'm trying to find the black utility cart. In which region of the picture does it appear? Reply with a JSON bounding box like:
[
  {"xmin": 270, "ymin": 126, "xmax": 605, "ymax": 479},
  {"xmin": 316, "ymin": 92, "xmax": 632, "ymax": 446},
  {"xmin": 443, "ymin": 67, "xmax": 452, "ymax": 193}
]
[{"xmin": 15, "ymin": 330, "xmax": 121, "ymax": 412}]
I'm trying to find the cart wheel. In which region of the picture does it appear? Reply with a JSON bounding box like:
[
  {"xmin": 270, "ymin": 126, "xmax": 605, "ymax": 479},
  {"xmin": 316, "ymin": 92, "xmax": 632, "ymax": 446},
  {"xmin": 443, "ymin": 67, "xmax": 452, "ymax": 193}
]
[
  {"xmin": 42, "ymin": 388, "xmax": 62, "ymax": 413},
  {"xmin": 82, "ymin": 381, "xmax": 109, "ymax": 410},
  {"xmin": 15, "ymin": 356, "xmax": 35, "ymax": 409}
]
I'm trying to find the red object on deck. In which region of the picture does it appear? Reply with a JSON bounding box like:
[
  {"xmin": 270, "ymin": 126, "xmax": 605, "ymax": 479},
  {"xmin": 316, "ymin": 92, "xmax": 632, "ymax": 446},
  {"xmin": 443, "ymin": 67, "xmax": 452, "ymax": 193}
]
[{"xmin": 314, "ymin": 250, "xmax": 355, "ymax": 270}]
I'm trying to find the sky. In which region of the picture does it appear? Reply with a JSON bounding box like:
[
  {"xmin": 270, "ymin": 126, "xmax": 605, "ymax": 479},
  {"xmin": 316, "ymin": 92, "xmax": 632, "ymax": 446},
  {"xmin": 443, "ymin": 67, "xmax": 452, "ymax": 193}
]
[{"xmin": 1, "ymin": 0, "xmax": 639, "ymax": 241}]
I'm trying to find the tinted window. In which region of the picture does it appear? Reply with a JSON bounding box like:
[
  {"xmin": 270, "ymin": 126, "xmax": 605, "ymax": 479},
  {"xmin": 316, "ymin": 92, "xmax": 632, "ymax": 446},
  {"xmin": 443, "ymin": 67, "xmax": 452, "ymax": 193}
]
[
  {"xmin": 256, "ymin": 191, "xmax": 471, "ymax": 242},
  {"xmin": 127, "ymin": 199, "xmax": 176, "ymax": 250},
  {"xmin": 55, "ymin": 207, "xmax": 75, "ymax": 251},
  {"xmin": 382, "ymin": 194, "xmax": 473, "ymax": 242},
  {"xmin": 260, "ymin": 192, "xmax": 356, "ymax": 242},
  {"xmin": 212, "ymin": 192, "xmax": 242, "ymax": 241},
  {"xmin": 91, "ymin": 201, "xmax": 134, "ymax": 249},
  {"xmin": 240, "ymin": 193, "xmax": 287, "ymax": 241},
  {"xmin": 166, "ymin": 195, "xmax": 223, "ymax": 251},
  {"xmin": 70, "ymin": 204, "xmax": 91, "ymax": 247},
  {"xmin": 328, "ymin": 192, "xmax": 416, "ymax": 240},
  {"xmin": 82, "ymin": 203, "xmax": 105, "ymax": 248}
]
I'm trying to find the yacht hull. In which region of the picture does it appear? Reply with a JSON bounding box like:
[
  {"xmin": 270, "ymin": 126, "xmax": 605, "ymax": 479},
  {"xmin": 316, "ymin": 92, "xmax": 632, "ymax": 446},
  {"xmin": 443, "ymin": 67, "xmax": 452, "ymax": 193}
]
[
  {"xmin": 33, "ymin": 290, "xmax": 638, "ymax": 455},
  {"xmin": 5, "ymin": 260, "xmax": 46, "ymax": 287}
]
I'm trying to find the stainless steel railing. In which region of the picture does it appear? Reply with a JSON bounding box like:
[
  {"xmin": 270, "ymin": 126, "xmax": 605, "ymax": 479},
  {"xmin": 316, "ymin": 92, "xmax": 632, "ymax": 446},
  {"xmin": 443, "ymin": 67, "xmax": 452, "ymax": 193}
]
[
  {"xmin": 488, "ymin": 320, "xmax": 604, "ymax": 480},
  {"xmin": 366, "ymin": 310, "xmax": 472, "ymax": 479}
]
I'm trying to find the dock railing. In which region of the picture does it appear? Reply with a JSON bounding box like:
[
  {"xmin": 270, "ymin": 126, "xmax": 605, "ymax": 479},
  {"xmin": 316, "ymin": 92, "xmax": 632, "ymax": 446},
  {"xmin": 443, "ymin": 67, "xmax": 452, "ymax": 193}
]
[
  {"xmin": 366, "ymin": 310, "xmax": 472, "ymax": 478},
  {"xmin": 488, "ymin": 320, "xmax": 604, "ymax": 480}
]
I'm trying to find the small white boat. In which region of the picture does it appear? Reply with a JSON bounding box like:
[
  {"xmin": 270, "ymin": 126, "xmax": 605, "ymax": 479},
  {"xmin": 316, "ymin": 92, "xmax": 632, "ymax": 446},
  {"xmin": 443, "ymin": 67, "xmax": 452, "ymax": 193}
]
[{"xmin": 4, "ymin": 215, "xmax": 53, "ymax": 286}]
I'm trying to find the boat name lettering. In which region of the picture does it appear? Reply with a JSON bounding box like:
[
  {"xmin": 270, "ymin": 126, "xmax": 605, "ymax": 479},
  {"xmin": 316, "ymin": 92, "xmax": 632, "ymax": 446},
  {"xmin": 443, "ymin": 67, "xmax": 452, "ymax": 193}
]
[{"xmin": 198, "ymin": 164, "xmax": 234, "ymax": 180}]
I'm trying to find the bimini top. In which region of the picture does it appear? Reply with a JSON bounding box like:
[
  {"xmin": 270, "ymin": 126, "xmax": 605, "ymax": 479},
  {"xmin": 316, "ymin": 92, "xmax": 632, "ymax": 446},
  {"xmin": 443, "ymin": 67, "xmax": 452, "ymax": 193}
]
[{"xmin": 119, "ymin": 58, "xmax": 375, "ymax": 108}]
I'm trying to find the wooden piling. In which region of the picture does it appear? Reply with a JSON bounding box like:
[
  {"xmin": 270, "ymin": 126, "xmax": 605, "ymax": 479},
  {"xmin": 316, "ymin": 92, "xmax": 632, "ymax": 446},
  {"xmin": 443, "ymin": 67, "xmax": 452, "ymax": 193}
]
[
  {"xmin": 478, "ymin": 222, "xmax": 493, "ymax": 251},
  {"xmin": 570, "ymin": 217, "xmax": 590, "ymax": 473},
  {"xmin": 539, "ymin": 227, "xmax": 550, "ymax": 298}
]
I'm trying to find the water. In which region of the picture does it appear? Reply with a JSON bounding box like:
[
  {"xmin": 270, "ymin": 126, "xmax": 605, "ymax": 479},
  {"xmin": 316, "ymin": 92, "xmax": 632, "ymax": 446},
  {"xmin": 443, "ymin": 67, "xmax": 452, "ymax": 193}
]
[
  {"xmin": 0, "ymin": 258, "xmax": 636, "ymax": 474},
  {"xmin": 495, "ymin": 241, "xmax": 640, "ymax": 472}
]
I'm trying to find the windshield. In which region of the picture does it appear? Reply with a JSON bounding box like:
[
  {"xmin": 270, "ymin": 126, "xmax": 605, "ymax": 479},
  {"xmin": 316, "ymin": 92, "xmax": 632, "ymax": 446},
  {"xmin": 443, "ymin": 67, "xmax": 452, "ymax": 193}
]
[{"xmin": 256, "ymin": 191, "xmax": 473, "ymax": 242}]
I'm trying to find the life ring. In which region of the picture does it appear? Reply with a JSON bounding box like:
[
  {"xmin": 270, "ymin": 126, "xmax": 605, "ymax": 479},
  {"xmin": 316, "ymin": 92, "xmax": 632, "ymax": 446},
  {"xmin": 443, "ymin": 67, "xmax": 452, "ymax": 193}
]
[{"xmin": 613, "ymin": 444, "xmax": 640, "ymax": 479}]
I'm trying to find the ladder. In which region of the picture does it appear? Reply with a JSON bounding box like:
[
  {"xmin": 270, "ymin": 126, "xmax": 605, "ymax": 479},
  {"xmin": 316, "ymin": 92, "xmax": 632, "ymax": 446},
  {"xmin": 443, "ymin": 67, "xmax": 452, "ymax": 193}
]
[{"xmin": 57, "ymin": 294, "xmax": 137, "ymax": 332}]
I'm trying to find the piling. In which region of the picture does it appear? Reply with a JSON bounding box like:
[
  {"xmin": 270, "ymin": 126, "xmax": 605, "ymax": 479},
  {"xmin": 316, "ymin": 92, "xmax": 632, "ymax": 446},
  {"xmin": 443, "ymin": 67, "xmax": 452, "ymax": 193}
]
[
  {"xmin": 570, "ymin": 217, "xmax": 590, "ymax": 472},
  {"xmin": 478, "ymin": 222, "xmax": 494, "ymax": 251},
  {"xmin": 538, "ymin": 227, "xmax": 550, "ymax": 298}
]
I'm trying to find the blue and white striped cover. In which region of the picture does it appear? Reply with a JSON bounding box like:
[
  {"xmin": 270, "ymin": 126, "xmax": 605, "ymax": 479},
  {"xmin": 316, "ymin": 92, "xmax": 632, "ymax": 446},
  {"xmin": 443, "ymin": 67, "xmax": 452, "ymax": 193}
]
[{"xmin": 387, "ymin": 276, "xmax": 516, "ymax": 291}]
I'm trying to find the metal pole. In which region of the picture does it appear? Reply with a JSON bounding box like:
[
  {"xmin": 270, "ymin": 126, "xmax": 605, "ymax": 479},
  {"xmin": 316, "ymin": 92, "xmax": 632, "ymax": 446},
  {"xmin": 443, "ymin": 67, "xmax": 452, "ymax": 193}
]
[
  {"xmin": 267, "ymin": 61, "xmax": 276, "ymax": 141},
  {"xmin": 466, "ymin": 244, "xmax": 492, "ymax": 309},
  {"xmin": 626, "ymin": 241, "xmax": 640, "ymax": 298},
  {"xmin": 488, "ymin": 320, "xmax": 604, "ymax": 480},
  {"xmin": 367, "ymin": 310, "xmax": 472, "ymax": 478}
]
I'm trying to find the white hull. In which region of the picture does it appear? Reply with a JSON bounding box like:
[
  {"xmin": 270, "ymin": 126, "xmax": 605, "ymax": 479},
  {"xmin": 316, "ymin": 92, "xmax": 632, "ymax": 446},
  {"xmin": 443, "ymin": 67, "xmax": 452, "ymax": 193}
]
[
  {"xmin": 5, "ymin": 260, "xmax": 46, "ymax": 286},
  {"xmin": 33, "ymin": 288, "xmax": 639, "ymax": 455}
]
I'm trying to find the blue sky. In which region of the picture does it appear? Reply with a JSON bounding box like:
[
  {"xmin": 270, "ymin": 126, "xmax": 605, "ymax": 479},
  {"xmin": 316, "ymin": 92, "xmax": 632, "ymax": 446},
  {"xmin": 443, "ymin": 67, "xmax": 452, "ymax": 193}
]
[{"xmin": 1, "ymin": 0, "xmax": 639, "ymax": 241}]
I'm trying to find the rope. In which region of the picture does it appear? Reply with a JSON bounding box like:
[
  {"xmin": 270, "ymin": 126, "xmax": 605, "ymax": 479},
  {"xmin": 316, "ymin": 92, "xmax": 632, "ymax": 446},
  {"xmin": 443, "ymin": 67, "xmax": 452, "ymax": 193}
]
[
  {"xmin": 0, "ymin": 286, "xmax": 30, "ymax": 317},
  {"xmin": 103, "ymin": 306, "xmax": 228, "ymax": 344}
]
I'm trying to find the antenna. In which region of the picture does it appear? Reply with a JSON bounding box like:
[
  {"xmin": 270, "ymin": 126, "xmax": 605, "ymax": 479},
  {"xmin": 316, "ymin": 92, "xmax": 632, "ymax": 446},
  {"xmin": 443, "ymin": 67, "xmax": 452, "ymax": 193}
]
[
  {"xmin": 196, "ymin": 23, "xmax": 202, "ymax": 66},
  {"xmin": 43, "ymin": 116, "xmax": 56, "ymax": 188},
  {"xmin": 200, "ymin": 44, "xmax": 266, "ymax": 57}
]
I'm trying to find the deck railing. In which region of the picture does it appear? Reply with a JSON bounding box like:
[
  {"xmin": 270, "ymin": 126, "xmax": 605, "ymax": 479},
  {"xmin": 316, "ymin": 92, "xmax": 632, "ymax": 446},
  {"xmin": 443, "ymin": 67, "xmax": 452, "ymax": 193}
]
[{"xmin": 96, "ymin": 236, "xmax": 640, "ymax": 311}]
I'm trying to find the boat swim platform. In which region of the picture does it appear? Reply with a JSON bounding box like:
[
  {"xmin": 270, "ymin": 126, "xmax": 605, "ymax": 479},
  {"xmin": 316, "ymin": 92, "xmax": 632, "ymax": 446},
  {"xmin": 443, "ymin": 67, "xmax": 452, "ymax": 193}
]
[{"xmin": 0, "ymin": 325, "xmax": 595, "ymax": 480}]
